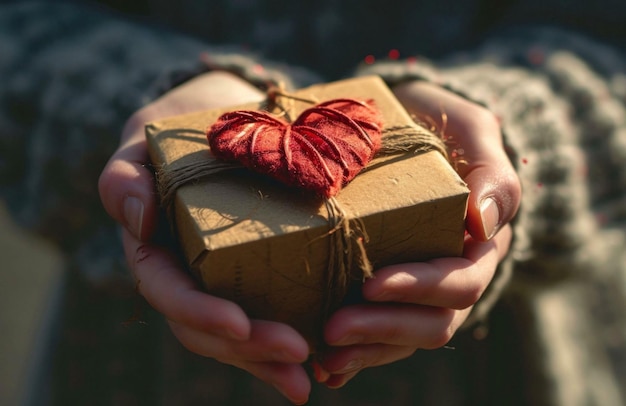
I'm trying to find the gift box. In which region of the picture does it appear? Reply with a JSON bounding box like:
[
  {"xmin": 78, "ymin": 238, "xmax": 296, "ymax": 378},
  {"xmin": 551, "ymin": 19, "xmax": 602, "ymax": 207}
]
[{"xmin": 146, "ymin": 76, "xmax": 469, "ymax": 350}]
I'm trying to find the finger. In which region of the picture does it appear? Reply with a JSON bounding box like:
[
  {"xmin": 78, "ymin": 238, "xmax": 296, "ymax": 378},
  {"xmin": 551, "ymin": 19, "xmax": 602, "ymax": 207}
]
[
  {"xmin": 168, "ymin": 319, "xmax": 309, "ymax": 364},
  {"xmin": 147, "ymin": 71, "xmax": 265, "ymax": 121},
  {"xmin": 122, "ymin": 228, "xmax": 251, "ymax": 340},
  {"xmin": 325, "ymin": 371, "xmax": 359, "ymax": 389},
  {"xmin": 393, "ymin": 81, "xmax": 521, "ymax": 241},
  {"xmin": 362, "ymin": 225, "xmax": 512, "ymax": 309},
  {"xmin": 324, "ymin": 303, "xmax": 471, "ymax": 348},
  {"xmin": 98, "ymin": 125, "xmax": 157, "ymax": 241},
  {"xmin": 464, "ymin": 161, "xmax": 520, "ymax": 242},
  {"xmin": 232, "ymin": 360, "xmax": 311, "ymax": 405},
  {"xmin": 315, "ymin": 344, "xmax": 416, "ymax": 388}
]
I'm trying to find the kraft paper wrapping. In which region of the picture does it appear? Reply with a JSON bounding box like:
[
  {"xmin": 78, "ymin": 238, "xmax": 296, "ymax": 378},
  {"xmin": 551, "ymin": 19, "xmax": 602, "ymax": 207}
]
[{"xmin": 146, "ymin": 76, "xmax": 469, "ymax": 349}]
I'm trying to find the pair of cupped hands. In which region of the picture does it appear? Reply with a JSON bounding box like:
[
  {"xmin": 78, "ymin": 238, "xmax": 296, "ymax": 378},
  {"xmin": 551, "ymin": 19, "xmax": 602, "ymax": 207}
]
[{"xmin": 99, "ymin": 71, "xmax": 520, "ymax": 404}]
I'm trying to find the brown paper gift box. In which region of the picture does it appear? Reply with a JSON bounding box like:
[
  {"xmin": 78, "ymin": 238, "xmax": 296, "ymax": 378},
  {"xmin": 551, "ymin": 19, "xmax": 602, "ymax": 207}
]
[{"xmin": 146, "ymin": 76, "xmax": 469, "ymax": 349}]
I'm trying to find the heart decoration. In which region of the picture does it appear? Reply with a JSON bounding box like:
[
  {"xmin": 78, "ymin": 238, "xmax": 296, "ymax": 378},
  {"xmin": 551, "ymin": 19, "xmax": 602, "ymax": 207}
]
[{"xmin": 206, "ymin": 98, "xmax": 383, "ymax": 198}]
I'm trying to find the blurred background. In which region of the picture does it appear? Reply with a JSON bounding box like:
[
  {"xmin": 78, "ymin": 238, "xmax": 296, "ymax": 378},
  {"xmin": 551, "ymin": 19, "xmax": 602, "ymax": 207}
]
[
  {"xmin": 0, "ymin": 204, "xmax": 64, "ymax": 406},
  {"xmin": 2, "ymin": 0, "xmax": 625, "ymax": 405}
]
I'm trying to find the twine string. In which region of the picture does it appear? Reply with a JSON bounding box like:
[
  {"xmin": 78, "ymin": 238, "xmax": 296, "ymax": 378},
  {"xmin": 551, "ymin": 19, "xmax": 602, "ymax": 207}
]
[{"xmin": 155, "ymin": 90, "xmax": 448, "ymax": 318}]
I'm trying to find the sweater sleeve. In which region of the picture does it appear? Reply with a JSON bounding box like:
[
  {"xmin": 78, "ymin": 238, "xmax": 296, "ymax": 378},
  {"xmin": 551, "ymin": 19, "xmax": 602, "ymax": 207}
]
[
  {"xmin": 354, "ymin": 26, "xmax": 626, "ymax": 328},
  {"xmin": 0, "ymin": 2, "xmax": 320, "ymax": 284}
]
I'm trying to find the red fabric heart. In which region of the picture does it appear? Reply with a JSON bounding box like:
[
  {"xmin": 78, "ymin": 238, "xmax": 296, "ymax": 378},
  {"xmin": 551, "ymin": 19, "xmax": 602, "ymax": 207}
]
[{"xmin": 206, "ymin": 98, "xmax": 383, "ymax": 198}]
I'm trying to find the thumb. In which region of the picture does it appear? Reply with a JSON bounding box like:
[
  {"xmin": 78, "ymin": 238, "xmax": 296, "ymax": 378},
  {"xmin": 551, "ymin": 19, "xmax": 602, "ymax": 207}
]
[
  {"xmin": 98, "ymin": 113, "xmax": 159, "ymax": 241},
  {"xmin": 462, "ymin": 159, "xmax": 520, "ymax": 241},
  {"xmin": 393, "ymin": 80, "xmax": 521, "ymax": 241}
]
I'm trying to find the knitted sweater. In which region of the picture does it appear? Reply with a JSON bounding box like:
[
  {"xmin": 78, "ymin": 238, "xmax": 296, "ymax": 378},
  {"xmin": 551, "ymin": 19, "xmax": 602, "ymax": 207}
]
[{"xmin": 1, "ymin": 2, "xmax": 625, "ymax": 405}]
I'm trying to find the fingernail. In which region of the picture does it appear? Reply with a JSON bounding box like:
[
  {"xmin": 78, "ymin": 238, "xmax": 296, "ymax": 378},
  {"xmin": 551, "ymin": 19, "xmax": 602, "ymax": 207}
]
[
  {"xmin": 225, "ymin": 327, "xmax": 248, "ymax": 341},
  {"xmin": 332, "ymin": 334, "xmax": 364, "ymax": 346},
  {"xmin": 271, "ymin": 383, "xmax": 308, "ymax": 405},
  {"xmin": 373, "ymin": 292, "xmax": 402, "ymax": 302},
  {"xmin": 270, "ymin": 350, "xmax": 301, "ymax": 363},
  {"xmin": 334, "ymin": 359, "xmax": 363, "ymax": 374},
  {"xmin": 124, "ymin": 196, "xmax": 144, "ymax": 239},
  {"xmin": 325, "ymin": 373, "xmax": 355, "ymax": 389},
  {"xmin": 312, "ymin": 361, "xmax": 330, "ymax": 383},
  {"xmin": 480, "ymin": 197, "xmax": 500, "ymax": 240}
]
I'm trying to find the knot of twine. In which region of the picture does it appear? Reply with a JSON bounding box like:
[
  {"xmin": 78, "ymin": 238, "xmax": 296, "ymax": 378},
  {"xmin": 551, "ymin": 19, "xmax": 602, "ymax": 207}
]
[{"xmin": 155, "ymin": 88, "xmax": 447, "ymax": 317}]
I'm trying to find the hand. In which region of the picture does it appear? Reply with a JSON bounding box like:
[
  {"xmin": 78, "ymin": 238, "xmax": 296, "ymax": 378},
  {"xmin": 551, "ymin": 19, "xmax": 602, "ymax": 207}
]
[
  {"xmin": 99, "ymin": 72, "xmax": 311, "ymax": 404},
  {"xmin": 312, "ymin": 81, "xmax": 521, "ymax": 388}
]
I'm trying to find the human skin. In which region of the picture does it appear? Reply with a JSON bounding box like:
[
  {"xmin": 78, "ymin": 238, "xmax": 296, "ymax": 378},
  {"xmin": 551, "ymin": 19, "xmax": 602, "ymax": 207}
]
[{"xmin": 99, "ymin": 71, "xmax": 520, "ymax": 404}]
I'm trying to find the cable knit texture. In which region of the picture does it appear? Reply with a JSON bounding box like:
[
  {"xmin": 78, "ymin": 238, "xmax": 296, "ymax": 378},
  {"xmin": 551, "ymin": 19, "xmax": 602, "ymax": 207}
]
[
  {"xmin": 362, "ymin": 27, "xmax": 626, "ymax": 405},
  {"xmin": 1, "ymin": 2, "xmax": 625, "ymax": 405}
]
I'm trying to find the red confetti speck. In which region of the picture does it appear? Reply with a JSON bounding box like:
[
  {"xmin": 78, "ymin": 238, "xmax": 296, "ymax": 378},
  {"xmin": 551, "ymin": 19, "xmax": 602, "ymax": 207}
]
[
  {"xmin": 580, "ymin": 164, "xmax": 588, "ymax": 177},
  {"xmin": 537, "ymin": 182, "xmax": 543, "ymax": 188},
  {"xmin": 388, "ymin": 49, "xmax": 400, "ymax": 60},
  {"xmin": 253, "ymin": 64, "xmax": 264, "ymax": 74},
  {"xmin": 522, "ymin": 158, "xmax": 528, "ymax": 164},
  {"xmin": 527, "ymin": 46, "xmax": 545, "ymax": 66},
  {"xmin": 406, "ymin": 56, "xmax": 418, "ymax": 64},
  {"xmin": 472, "ymin": 325, "xmax": 489, "ymax": 340},
  {"xmin": 364, "ymin": 55, "xmax": 376, "ymax": 64}
]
